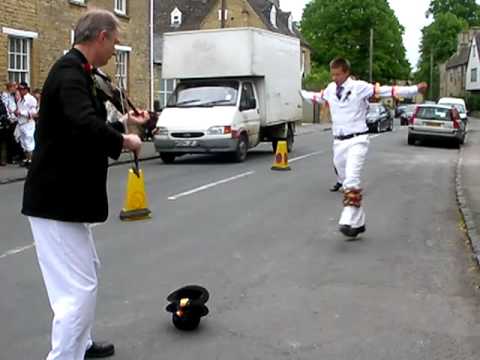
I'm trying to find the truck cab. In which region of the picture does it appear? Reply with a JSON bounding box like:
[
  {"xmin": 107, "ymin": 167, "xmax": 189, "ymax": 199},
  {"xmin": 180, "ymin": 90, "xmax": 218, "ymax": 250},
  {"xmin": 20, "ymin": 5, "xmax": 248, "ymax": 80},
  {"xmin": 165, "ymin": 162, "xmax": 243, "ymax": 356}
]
[{"xmin": 153, "ymin": 78, "xmax": 262, "ymax": 163}]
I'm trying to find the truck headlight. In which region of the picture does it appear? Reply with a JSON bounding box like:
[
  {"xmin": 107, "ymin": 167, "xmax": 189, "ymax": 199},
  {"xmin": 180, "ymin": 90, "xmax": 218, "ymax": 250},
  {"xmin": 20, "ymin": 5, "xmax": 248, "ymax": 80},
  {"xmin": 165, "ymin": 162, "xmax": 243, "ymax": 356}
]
[
  {"xmin": 207, "ymin": 126, "xmax": 232, "ymax": 135},
  {"xmin": 154, "ymin": 126, "xmax": 169, "ymax": 136}
]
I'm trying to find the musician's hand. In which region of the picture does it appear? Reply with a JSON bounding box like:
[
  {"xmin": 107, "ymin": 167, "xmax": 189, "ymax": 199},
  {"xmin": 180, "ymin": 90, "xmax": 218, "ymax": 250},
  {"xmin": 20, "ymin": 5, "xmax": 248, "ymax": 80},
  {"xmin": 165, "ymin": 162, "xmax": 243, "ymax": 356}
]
[
  {"xmin": 127, "ymin": 110, "xmax": 150, "ymax": 125},
  {"xmin": 417, "ymin": 82, "xmax": 428, "ymax": 94},
  {"xmin": 122, "ymin": 134, "xmax": 142, "ymax": 156}
]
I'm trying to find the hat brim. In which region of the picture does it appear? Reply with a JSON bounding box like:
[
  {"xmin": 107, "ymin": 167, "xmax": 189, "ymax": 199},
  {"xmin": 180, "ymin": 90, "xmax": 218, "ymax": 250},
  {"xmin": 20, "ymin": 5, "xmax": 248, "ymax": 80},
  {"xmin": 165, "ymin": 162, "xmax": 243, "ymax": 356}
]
[{"xmin": 167, "ymin": 285, "xmax": 209, "ymax": 304}]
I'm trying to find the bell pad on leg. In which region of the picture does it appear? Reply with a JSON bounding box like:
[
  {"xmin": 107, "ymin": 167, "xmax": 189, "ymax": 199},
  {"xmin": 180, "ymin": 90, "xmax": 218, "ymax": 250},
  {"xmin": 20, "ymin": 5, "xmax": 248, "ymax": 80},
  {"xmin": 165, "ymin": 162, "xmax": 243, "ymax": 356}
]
[{"xmin": 343, "ymin": 188, "xmax": 362, "ymax": 208}]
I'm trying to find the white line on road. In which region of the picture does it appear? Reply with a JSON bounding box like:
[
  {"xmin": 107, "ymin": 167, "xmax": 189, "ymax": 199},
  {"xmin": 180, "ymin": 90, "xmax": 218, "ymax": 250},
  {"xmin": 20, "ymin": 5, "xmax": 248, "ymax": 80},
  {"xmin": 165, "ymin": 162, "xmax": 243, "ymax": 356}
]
[
  {"xmin": 168, "ymin": 171, "xmax": 255, "ymax": 200},
  {"xmin": 289, "ymin": 150, "xmax": 326, "ymax": 163},
  {"xmin": 0, "ymin": 243, "xmax": 35, "ymax": 259}
]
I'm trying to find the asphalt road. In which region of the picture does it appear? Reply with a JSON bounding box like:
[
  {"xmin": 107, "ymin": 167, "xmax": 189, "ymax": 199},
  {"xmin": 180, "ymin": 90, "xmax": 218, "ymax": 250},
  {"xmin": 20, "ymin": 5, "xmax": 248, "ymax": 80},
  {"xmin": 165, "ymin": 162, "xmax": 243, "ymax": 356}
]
[{"xmin": 1, "ymin": 122, "xmax": 480, "ymax": 360}]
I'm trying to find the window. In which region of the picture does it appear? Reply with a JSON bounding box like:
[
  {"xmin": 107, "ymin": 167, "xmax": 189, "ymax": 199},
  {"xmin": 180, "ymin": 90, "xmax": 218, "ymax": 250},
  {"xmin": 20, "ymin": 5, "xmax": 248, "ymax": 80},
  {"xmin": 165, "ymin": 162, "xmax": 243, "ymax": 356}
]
[
  {"xmin": 159, "ymin": 79, "xmax": 176, "ymax": 109},
  {"xmin": 472, "ymin": 68, "xmax": 477, "ymax": 83},
  {"xmin": 8, "ymin": 37, "xmax": 31, "ymax": 84},
  {"xmin": 240, "ymin": 82, "xmax": 256, "ymax": 110},
  {"xmin": 270, "ymin": 6, "xmax": 277, "ymax": 28},
  {"xmin": 288, "ymin": 14, "xmax": 294, "ymax": 33},
  {"xmin": 218, "ymin": 9, "xmax": 229, "ymax": 21},
  {"xmin": 69, "ymin": 0, "xmax": 85, "ymax": 4},
  {"xmin": 115, "ymin": 50, "xmax": 128, "ymax": 90},
  {"xmin": 171, "ymin": 7, "xmax": 182, "ymax": 27},
  {"xmin": 115, "ymin": 0, "xmax": 126, "ymax": 15}
]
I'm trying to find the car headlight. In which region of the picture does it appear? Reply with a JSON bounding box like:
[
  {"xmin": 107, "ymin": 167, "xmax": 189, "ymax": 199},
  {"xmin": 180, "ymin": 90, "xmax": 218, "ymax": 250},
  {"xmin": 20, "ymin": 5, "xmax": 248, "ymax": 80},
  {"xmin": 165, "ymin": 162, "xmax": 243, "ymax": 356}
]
[{"xmin": 207, "ymin": 126, "xmax": 232, "ymax": 135}]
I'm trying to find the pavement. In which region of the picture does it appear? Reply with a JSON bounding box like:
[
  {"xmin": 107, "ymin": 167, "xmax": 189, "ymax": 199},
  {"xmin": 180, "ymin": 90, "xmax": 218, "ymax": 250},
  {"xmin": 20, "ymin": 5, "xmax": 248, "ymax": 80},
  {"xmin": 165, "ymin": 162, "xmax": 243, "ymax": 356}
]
[
  {"xmin": 0, "ymin": 122, "xmax": 331, "ymax": 185},
  {"xmin": 457, "ymin": 118, "xmax": 480, "ymax": 265}
]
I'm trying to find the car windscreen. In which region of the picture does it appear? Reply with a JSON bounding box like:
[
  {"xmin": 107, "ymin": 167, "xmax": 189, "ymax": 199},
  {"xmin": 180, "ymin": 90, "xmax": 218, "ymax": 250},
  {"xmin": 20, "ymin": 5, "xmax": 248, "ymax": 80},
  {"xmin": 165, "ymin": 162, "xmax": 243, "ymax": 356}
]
[
  {"xmin": 441, "ymin": 103, "xmax": 466, "ymax": 113},
  {"xmin": 416, "ymin": 107, "xmax": 451, "ymax": 121},
  {"xmin": 368, "ymin": 105, "xmax": 381, "ymax": 114},
  {"xmin": 168, "ymin": 81, "xmax": 239, "ymax": 107}
]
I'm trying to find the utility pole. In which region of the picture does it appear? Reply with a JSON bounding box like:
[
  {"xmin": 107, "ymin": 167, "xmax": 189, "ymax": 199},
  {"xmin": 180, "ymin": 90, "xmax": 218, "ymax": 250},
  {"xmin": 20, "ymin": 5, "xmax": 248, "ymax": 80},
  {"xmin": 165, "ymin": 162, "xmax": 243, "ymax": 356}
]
[
  {"xmin": 369, "ymin": 28, "xmax": 373, "ymax": 83},
  {"xmin": 430, "ymin": 50, "xmax": 434, "ymax": 101},
  {"xmin": 221, "ymin": 0, "xmax": 226, "ymax": 28}
]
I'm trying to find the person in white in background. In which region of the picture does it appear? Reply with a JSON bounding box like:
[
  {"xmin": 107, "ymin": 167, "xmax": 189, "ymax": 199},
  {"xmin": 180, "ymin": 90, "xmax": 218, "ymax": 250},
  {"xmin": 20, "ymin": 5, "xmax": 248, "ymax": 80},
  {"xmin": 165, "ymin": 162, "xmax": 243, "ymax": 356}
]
[
  {"xmin": 301, "ymin": 57, "xmax": 427, "ymax": 239},
  {"xmin": 15, "ymin": 81, "xmax": 37, "ymax": 166}
]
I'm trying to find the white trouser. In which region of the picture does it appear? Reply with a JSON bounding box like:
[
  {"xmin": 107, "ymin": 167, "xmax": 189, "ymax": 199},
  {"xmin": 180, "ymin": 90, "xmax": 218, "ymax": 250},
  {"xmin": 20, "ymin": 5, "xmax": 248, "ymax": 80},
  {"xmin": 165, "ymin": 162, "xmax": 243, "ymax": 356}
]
[
  {"xmin": 333, "ymin": 134, "xmax": 369, "ymax": 228},
  {"xmin": 29, "ymin": 217, "xmax": 99, "ymax": 360},
  {"xmin": 19, "ymin": 121, "xmax": 35, "ymax": 152}
]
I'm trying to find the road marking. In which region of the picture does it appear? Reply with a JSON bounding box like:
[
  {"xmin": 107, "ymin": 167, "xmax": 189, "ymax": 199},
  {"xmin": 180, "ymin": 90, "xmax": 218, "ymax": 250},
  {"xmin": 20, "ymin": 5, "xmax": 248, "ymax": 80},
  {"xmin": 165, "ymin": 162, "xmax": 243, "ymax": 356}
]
[
  {"xmin": 0, "ymin": 243, "xmax": 35, "ymax": 259},
  {"xmin": 168, "ymin": 171, "xmax": 255, "ymax": 200},
  {"xmin": 290, "ymin": 150, "xmax": 326, "ymax": 163}
]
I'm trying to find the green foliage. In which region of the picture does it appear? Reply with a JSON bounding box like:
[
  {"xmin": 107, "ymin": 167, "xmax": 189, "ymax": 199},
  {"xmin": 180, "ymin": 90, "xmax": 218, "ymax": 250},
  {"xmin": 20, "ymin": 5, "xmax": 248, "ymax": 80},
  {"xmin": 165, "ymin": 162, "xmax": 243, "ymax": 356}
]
[
  {"xmin": 300, "ymin": 0, "xmax": 410, "ymax": 83},
  {"xmin": 427, "ymin": 0, "xmax": 480, "ymax": 26},
  {"xmin": 465, "ymin": 93, "xmax": 480, "ymax": 111},
  {"xmin": 302, "ymin": 65, "xmax": 331, "ymax": 91},
  {"xmin": 414, "ymin": 12, "xmax": 468, "ymax": 100}
]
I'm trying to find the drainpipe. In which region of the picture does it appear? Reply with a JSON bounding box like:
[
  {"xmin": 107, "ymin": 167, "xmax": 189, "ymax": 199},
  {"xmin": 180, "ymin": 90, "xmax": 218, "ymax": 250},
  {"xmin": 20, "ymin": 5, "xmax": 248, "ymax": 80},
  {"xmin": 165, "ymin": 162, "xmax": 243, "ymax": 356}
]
[
  {"xmin": 149, "ymin": 0, "xmax": 154, "ymax": 109},
  {"xmin": 221, "ymin": 0, "xmax": 226, "ymax": 28}
]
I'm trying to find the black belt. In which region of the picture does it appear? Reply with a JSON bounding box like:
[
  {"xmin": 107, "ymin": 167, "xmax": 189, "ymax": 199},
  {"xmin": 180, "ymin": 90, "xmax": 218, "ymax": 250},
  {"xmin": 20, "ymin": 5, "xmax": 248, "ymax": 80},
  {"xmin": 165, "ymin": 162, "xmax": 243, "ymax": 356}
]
[{"xmin": 334, "ymin": 131, "xmax": 369, "ymax": 140}]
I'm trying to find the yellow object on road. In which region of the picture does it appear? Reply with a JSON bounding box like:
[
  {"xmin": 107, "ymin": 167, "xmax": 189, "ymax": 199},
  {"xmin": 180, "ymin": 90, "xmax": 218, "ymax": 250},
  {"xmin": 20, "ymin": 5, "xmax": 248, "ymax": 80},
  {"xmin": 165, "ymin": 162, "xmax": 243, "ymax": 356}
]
[
  {"xmin": 119, "ymin": 168, "xmax": 151, "ymax": 221},
  {"xmin": 271, "ymin": 140, "xmax": 291, "ymax": 171}
]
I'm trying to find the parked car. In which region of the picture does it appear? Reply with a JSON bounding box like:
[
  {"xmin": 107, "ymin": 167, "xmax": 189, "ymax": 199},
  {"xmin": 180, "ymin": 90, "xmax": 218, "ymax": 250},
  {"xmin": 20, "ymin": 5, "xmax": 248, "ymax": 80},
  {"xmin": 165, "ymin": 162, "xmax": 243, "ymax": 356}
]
[
  {"xmin": 437, "ymin": 97, "xmax": 468, "ymax": 124},
  {"xmin": 366, "ymin": 103, "xmax": 394, "ymax": 133},
  {"xmin": 408, "ymin": 104, "xmax": 465, "ymax": 148},
  {"xmin": 400, "ymin": 104, "xmax": 417, "ymax": 126},
  {"xmin": 395, "ymin": 104, "xmax": 408, "ymax": 118}
]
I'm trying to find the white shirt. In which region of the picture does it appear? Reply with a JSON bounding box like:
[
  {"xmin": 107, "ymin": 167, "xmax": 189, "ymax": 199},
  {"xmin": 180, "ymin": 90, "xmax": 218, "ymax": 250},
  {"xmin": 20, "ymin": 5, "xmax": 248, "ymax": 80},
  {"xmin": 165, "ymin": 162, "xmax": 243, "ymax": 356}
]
[
  {"xmin": 1, "ymin": 91, "xmax": 17, "ymax": 122},
  {"xmin": 17, "ymin": 93, "xmax": 37, "ymax": 125},
  {"xmin": 301, "ymin": 77, "xmax": 419, "ymax": 137}
]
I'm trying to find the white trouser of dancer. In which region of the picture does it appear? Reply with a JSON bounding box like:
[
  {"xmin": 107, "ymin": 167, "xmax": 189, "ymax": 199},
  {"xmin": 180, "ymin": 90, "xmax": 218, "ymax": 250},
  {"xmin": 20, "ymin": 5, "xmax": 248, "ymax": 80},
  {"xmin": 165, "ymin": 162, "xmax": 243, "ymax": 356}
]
[
  {"xmin": 333, "ymin": 134, "xmax": 369, "ymax": 228},
  {"xmin": 28, "ymin": 216, "xmax": 99, "ymax": 360}
]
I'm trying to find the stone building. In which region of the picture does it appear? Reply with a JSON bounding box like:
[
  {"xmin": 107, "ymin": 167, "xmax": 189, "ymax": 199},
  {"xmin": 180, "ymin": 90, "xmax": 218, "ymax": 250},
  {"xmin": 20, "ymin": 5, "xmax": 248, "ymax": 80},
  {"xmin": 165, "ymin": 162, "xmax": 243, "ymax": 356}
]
[
  {"xmin": 153, "ymin": 0, "xmax": 311, "ymax": 112},
  {"xmin": 1, "ymin": 0, "xmax": 152, "ymax": 108}
]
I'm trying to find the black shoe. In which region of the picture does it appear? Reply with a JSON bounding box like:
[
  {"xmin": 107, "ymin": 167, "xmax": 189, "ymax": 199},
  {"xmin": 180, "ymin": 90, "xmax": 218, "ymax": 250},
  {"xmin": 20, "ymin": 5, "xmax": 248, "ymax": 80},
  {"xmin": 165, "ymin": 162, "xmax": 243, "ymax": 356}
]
[
  {"xmin": 330, "ymin": 182, "xmax": 343, "ymax": 192},
  {"xmin": 339, "ymin": 225, "xmax": 366, "ymax": 238},
  {"xmin": 85, "ymin": 341, "xmax": 115, "ymax": 358}
]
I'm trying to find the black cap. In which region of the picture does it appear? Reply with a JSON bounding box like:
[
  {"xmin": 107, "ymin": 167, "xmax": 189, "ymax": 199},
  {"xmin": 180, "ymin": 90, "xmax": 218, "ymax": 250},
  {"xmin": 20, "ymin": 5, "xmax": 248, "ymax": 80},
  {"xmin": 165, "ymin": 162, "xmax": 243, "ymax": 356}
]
[
  {"xmin": 166, "ymin": 285, "xmax": 209, "ymax": 331},
  {"xmin": 18, "ymin": 81, "xmax": 29, "ymax": 90}
]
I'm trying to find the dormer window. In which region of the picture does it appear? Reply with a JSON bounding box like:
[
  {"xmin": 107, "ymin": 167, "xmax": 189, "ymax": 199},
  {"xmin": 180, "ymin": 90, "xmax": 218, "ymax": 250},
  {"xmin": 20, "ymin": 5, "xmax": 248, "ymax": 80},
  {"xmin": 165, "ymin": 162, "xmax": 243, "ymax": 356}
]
[
  {"xmin": 171, "ymin": 7, "xmax": 182, "ymax": 27},
  {"xmin": 288, "ymin": 14, "xmax": 293, "ymax": 33},
  {"xmin": 270, "ymin": 6, "xmax": 277, "ymax": 28}
]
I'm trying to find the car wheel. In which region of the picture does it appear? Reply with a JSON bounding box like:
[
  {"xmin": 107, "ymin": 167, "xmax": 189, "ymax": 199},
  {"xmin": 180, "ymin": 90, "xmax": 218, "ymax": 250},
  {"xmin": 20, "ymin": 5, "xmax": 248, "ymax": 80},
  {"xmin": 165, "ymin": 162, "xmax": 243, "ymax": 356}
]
[
  {"xmin": 232, "ymin": 134, "xmax": 248, "ymax": 162},
  {"xmin": 407, "ymin": 134, "xmax": 415, "ymax": 145},
  {"xmin": 160, "ymin": 153, "xmax": 176, "ymax": 164},
  {"xmin": 387, "ymin": 120, "xmax": 393, "ymax": 131}
]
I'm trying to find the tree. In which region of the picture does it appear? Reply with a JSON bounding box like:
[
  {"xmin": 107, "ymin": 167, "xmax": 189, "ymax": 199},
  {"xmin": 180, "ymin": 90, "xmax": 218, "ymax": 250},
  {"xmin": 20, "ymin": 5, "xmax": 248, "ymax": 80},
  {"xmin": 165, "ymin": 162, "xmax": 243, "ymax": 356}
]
[
  {"xmin": 426, "ymin": 0, "xmax": 480, "ymax": 25},
  {"xmin": 300, "ymin": 0, "xmax": 410, "ymax": 83},
  {"xmin": 414, "ymin": 13, "xmax": 468, "ymax": 99}
]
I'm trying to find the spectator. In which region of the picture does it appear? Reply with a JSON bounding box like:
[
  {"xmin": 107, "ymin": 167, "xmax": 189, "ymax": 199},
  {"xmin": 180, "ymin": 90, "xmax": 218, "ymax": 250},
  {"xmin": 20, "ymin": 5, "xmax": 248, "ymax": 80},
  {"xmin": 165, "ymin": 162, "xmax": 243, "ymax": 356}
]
[{"xmin": 14, "ymin": 81, "xmax": 37, "ymax": 167}]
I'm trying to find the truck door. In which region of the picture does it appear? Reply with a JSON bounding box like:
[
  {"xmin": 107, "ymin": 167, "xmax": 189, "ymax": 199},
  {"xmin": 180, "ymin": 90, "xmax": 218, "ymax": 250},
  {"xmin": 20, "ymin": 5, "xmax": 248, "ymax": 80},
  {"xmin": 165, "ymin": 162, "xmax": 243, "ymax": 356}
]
[{"xmin": 239, "ymin": 82, "xmax": 261, "ymax": 145}]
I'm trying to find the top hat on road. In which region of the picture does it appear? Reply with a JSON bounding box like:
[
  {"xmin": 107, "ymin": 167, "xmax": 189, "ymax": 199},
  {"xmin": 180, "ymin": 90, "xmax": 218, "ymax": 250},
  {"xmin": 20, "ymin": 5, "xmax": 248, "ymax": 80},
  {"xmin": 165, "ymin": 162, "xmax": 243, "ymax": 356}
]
[{"xmin": 166, "ymin": 285, "xmax": 209, "ymax": 331}]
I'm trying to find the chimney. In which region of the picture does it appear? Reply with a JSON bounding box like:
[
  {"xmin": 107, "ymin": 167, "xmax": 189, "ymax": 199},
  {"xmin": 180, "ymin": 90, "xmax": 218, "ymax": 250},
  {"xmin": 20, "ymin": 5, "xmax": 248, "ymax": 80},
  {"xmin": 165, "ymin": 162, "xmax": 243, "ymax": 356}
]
[{"xmin": 268, "ymin": 0, "xmax": 280, "ymax": 8}]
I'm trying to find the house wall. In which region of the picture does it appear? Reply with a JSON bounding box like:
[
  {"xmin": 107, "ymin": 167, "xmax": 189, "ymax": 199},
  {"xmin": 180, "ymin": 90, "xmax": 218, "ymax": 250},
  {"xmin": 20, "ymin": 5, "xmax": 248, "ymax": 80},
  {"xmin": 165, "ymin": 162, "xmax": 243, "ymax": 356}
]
[
  {"xmin": 1, "ymin": 0, "xmax": 151, "ymax": 108},
  {"xmin": 467, "ymin": 38, "xmax": 480, "ymax": 91}
]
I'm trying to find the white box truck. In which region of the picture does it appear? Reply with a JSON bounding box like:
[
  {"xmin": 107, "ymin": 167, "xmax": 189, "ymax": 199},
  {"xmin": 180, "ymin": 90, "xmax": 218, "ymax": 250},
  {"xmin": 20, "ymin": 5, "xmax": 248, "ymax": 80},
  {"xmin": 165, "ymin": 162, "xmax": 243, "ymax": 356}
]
[{"xmin": 154, "ymin": 27, "xmax": 303, "ymax": 163}]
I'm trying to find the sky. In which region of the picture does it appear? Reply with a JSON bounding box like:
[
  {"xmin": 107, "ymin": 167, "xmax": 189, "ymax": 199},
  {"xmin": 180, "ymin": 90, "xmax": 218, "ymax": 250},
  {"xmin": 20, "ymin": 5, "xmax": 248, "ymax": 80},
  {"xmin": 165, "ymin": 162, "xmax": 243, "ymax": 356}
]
[{"xmin": 280, "ymin": 0, "xmax": 432, "ymax": 69}]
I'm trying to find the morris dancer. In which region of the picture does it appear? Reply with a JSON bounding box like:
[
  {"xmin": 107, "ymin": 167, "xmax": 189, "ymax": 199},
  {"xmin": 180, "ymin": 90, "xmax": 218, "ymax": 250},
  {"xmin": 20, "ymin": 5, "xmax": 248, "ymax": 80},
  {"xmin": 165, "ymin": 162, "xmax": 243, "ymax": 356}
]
[{"xmin": 301, "ymin": 58, "xmax": 427, "ymax": 238}]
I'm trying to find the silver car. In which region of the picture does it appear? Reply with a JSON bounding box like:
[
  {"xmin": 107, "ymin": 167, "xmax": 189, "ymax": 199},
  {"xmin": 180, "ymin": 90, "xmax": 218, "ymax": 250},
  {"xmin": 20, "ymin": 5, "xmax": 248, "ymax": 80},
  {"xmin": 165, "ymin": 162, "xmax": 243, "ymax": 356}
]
[{"xmin": 408, "ymin": 104, "xmax": 466, "ymax": 148}]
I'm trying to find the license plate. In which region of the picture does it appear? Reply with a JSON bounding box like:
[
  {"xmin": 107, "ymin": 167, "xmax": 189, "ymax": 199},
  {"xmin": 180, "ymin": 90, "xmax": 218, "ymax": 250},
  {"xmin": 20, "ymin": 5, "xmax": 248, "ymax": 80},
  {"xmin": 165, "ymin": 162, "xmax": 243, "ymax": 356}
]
[
  {"xmin": 425, "ymin": 122, "xmax": 441, "ymax": 127},
  {"xmin": 175, "ymin": 140, "xmax": 198, "ymax": 147}
]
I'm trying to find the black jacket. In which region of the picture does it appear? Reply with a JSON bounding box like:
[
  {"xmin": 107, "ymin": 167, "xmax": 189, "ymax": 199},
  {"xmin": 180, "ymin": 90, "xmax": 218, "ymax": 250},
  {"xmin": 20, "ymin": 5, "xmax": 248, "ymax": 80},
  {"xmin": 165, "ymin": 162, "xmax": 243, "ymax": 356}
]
[{"xmin": 22, "ymin": 48, "xmax": 124, "ymax": 223}]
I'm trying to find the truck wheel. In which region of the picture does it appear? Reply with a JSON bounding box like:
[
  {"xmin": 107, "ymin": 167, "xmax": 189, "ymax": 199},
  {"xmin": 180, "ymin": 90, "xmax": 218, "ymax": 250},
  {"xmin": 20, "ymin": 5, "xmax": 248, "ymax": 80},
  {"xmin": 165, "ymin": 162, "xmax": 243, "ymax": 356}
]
[
  {"xmin": 160, "ymin": 153, "xmax": 176, "ymax": 164},
  {"xmin": 407, "ymin": 134, "xmax": 415, "ymax": 145},
  {"xmin": 232, "ymin": 134, "xmax": 248, "ymax": 162},
  {"xmin": 287, "ymin": 127, "xmax": 294, "ymax": 153}
]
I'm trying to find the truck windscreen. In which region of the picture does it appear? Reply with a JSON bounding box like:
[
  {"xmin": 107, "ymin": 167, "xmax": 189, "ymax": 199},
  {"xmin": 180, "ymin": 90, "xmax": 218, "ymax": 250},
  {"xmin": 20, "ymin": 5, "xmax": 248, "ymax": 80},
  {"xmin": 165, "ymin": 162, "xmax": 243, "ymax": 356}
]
[{"xmin": 168, "ymin": 81, "xmax": 239, "ymax": 108}]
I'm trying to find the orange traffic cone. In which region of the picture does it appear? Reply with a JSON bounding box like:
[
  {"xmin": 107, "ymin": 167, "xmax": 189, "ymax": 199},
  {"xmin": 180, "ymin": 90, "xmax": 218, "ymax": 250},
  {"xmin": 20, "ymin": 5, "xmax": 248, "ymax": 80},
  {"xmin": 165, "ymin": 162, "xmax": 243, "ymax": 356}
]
[{"xmin": 271, "ymin": 140, "xmax": 291, "ymax": 171}]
